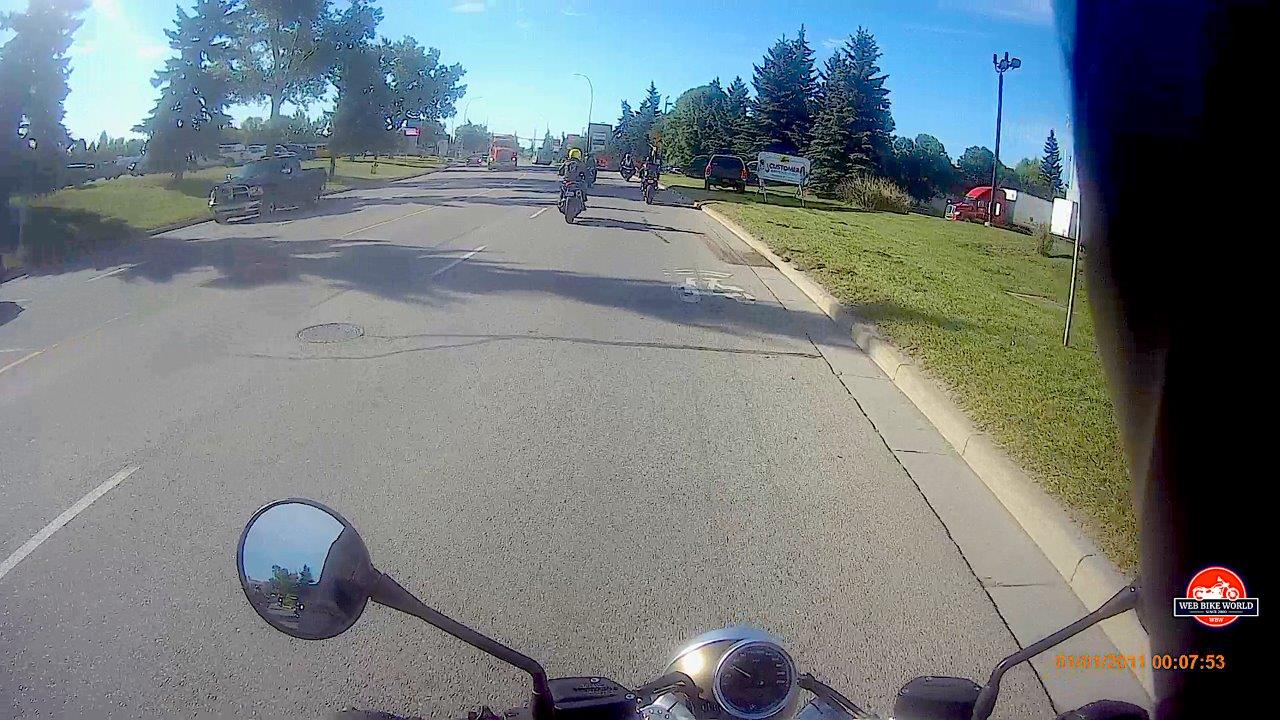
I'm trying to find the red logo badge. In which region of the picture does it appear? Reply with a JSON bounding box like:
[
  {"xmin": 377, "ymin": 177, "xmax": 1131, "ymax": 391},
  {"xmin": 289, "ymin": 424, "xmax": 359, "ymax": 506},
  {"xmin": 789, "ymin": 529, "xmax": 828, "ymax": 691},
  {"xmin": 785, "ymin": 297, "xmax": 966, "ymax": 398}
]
[{"xmin": 1173, "ymin": 566, "xmax": 1259, "ymax": 628}]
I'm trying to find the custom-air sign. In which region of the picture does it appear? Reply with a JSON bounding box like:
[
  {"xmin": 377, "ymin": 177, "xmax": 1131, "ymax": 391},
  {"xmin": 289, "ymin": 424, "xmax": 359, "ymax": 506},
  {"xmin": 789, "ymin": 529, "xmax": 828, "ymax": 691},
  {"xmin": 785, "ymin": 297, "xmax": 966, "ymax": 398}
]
[{"xmin": 757, "ymin": 152, "xmax": 810, "ymax": 186}]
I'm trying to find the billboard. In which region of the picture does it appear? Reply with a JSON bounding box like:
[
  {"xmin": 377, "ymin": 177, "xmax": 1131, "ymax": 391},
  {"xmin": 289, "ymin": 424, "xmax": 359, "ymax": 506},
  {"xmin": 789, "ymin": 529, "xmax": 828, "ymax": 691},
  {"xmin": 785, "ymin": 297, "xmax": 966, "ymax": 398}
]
[
  {"xmin": 757, "ymin": 152, "xmax": 811, "ymax": 186},
  {"xmin": 587, "ymin": 123, "xmax": 612, "ymax": 153}
]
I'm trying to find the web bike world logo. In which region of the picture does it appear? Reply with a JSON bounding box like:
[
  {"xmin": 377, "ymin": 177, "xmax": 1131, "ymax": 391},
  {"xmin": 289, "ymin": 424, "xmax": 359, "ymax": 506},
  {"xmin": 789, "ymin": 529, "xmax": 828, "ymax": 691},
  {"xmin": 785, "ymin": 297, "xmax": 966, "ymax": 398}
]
[{"xmin": 1173, "ymin": 566, "xmax": 1259, "ymax": 628}]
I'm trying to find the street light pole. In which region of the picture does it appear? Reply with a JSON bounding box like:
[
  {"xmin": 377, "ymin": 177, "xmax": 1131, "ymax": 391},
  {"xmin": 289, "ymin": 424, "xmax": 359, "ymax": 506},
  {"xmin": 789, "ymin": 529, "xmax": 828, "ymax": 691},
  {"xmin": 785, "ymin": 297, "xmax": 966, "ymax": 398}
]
[
  {"xmin": 573, "ymin": 72, "xmax": 593, "ymax": 149},
  {"xmin": 988, "ymin": 51, "xmax": 1021, "ymax": 226}
]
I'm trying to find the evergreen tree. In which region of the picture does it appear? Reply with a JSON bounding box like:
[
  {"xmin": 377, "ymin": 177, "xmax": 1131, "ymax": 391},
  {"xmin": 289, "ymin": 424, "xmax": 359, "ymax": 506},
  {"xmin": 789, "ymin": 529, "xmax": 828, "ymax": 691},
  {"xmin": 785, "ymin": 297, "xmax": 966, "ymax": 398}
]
[
  {"xmin": 134, "ymin": 0, "xmax": 236, "ymax": 181},
  {"xmin": 626, "ymin": 81, "xmax": 661, "ymax": 159},
  {"xmin": 806, "ymin": 51, "xmax": 863, "ymax": 192},
  {"xmin": 1, "ymin": 0, "xmax": 86, "ymax": 215},
  {"xmin": 846, "ymin": 27, "xmax": 894, "ymax": 172},
  {"xmin": 724, "ymin": 75, "xmax": 753, "ymax": 156},
  {"xmin": 665, "ymin": 82, "xmax": 730, "ymax": 167},
  {"xmin": 1040, "ymin": 129, "xmax": 1064, "ymax": 197},
  {"xmin": 750, "ymin": 26, "xmax": 816, "ymax": 153}
]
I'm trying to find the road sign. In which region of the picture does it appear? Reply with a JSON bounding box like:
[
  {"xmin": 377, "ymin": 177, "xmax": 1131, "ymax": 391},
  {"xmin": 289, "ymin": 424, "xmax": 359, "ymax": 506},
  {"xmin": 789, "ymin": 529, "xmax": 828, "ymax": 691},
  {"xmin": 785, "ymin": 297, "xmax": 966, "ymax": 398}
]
[
  {"xmin": 403, "ymin": 127, "xmax": 420, "ymax": 137},
  {"xmin": 757, "ymin": 152, "xmax": 810, "ymax": 186}
]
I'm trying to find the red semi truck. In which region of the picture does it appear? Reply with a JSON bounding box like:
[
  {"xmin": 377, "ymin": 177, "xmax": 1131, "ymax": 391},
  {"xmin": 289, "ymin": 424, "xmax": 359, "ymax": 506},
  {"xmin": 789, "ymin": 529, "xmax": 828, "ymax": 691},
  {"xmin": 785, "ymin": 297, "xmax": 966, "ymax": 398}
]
[
  {"xmin": 946, "ymin": 186, "xmax": 1017, "ymax": 227},
  {"xmin": 488, "ymin": 134, "xmax": 520, "ymax": 170}
]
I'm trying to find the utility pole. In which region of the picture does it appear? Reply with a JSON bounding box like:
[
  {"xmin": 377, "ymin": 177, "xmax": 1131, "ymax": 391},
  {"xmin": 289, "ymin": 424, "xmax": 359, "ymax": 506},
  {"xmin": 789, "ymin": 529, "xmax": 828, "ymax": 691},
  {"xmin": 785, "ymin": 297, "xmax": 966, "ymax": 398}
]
[
  {"xmin": 573, "ymin": 72, "xmax": 593, "ymax": 146},
  {"xmin": 987, "ymin": 51, "xmax": 1021, "ymax": 226}
]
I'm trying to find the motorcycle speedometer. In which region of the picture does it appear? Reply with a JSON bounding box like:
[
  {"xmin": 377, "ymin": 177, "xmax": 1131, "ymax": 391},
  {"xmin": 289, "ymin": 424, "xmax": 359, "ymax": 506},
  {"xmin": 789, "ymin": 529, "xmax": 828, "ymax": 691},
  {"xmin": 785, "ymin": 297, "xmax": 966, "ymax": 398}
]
[{"xmin": 712, "ymin": 641, "xmax": 795, "ymax": 720}]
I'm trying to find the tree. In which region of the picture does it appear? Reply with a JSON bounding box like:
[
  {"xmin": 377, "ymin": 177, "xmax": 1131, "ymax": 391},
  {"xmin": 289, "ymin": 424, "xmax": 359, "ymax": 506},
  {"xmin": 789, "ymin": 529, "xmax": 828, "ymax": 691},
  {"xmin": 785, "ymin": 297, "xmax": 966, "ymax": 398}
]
[
  {"xmin": 1013, "ymin": 157, "xmax": 1049, "ymax": 198},
  {"xmin": 329, "ymin": 43, "xmax": 396, "ymax": 161},
  {"xmin": 455, "ymin": 121, "xmax": 489, "ymax": 154},
  {"xmin": 750, "ymin": 26, "xmax": 816, "ymax": 153},
  {"xmin": 232, "ymin": 0, "xmax": 329, "ymax": 122},
  {"xmin": 1040, "ymin": 129, "xmax": 1064, "ymax": 197},
  {"xmin": 956, "ymin": 145, "xmax": 1013, "ymax": 191},
  {"xmin": 806, "ymin": 50, "xmax": 862, "ymax": 192},
  {"xmin": 297, "ymin": 564, "xmax": 315, "ymax": 586},
  {"xmin": 846, "ymin": 28, "xmax": 894, "ymax": 172},
  {"xmin": 134, "ymin": 0, "xmax": 236, "ymax": 181},
  {"xmin": 664, "ymin": 82, "xmax": 730, "ymax": 169},
  {"xmin": 383, "ymin": 37, "xmax": 466, "ymax": 133},
  {"xmin": 887, "ymin": 134, "xmax": 957, "ymax": 202},
  {"xmin": 0, "ymin": 0, "xmax": 86, "ymax": 207},
  {"xmin": 724, "ymin": 75, "xmax": 753, "ymax": 156}
]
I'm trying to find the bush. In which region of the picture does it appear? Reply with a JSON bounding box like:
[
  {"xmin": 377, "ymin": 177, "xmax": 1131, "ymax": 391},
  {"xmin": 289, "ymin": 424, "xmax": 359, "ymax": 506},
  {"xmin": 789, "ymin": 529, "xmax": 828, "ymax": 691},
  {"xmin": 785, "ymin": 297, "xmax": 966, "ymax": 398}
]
[
  {"xmin": 1034, "ymin": 223, "xmax": 1054, "ymax": 257},
  {"xmin": 837, "ymin": 174, "xmax": 911, "ymax": 213},
  {"xmin": 18, "ymin": 206, "xmax": 138, "ymax": 266}
]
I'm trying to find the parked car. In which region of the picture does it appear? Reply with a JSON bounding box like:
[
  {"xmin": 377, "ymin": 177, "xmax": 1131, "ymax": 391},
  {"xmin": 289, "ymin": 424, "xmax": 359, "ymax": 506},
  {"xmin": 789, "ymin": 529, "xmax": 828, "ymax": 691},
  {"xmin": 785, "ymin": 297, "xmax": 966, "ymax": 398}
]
[
  {"xmin": 704, "ymin": 154, "xmax": 748, "ymax": 192},
  {"xmin": 208, "ymin": 155, "xmax": 327, "ymax": 223},
  {"xmin": 684, "ymin": 154, "xmax": 710, "ymax": 178}
]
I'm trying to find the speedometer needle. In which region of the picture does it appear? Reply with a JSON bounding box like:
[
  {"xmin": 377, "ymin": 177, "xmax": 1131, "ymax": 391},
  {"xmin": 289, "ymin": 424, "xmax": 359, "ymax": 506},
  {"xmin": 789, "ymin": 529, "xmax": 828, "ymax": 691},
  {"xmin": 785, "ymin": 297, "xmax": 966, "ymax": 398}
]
[{"xmin": 731, "ymin": 665, "xmax": 752, "ymax": 679}]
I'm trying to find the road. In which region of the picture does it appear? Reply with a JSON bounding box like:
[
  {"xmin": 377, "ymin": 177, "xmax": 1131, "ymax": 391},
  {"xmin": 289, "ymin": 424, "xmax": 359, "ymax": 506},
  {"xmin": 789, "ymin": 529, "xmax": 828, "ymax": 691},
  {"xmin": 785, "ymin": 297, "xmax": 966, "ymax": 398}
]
[{"xmin": 0, "ymin": 166, "xmax": 1052, "ymax": 719}]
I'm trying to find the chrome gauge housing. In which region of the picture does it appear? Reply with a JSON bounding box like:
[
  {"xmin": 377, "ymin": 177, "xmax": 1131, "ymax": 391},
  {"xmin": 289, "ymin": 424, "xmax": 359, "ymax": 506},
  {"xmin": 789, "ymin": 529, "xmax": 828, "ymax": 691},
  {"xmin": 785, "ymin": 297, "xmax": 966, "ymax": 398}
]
[{"xmin": 664, "ymin": 627, "xmax": 799, "ymax": 720}]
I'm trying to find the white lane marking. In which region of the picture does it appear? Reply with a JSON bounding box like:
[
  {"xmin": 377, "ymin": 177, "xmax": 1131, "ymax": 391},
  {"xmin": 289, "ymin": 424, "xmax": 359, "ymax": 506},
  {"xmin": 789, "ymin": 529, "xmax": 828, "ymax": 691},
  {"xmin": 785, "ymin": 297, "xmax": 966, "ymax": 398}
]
[
  {"xmin": 529, "ymin": 207, "xmax": 549, "ymax": 219},
  {"xmin": 338, "ymin": 188, "xmax": 497, "ymax": 238},
  {"xmin": 340, "ymin": 207, "xmax": 434, "ymax": 238},
  {"xmin": 0, "ymin": 313, "xmax": 128, "ymax": 377},
  {"xmin": 0, "ymin": 465, "xmax": 141, "ymax": 582},
  {"xmin": 85, "ymin": 264, "xmax": 139, "ymax": 282},
  {"xmin": 0, "ymin": 349, "xmax": 44, "ymax": 375},
  {"xmin": 429, "ymin": 246, "xmax": 486, "ymax": 278}
]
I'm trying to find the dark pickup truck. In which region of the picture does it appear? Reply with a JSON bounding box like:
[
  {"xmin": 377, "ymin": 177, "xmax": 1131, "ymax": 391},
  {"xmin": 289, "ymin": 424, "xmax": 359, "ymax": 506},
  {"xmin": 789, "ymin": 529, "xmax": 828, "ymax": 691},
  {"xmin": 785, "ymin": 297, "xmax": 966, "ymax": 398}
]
[{"xmin": 209, "ymin": 156, "xmax": 327, "ymax": 223}]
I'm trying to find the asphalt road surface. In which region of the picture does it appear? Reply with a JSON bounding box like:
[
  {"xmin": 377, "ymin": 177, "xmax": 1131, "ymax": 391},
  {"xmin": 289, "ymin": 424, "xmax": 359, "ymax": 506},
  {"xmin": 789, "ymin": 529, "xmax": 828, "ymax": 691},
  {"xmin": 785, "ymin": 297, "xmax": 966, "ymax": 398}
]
[{"xmin": 1, "ymin": 166, "xmax": 1052, "ymax": 719}]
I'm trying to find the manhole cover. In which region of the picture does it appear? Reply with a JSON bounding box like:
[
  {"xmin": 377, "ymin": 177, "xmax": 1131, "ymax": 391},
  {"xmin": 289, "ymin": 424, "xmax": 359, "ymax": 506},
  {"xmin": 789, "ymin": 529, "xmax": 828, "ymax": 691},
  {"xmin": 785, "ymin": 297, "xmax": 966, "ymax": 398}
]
[{"xmin": 298, "ymin": 323, "xmax": 364, "ymax": 343}]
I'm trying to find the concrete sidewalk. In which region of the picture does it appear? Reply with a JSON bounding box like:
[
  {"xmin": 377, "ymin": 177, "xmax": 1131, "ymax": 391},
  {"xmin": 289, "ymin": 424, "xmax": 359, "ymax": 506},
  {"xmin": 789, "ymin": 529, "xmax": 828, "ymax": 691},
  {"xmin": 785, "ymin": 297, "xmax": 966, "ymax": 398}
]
[{"xmin": 685, "ymin": 199, "xmax": 1153, "ymax": 714}]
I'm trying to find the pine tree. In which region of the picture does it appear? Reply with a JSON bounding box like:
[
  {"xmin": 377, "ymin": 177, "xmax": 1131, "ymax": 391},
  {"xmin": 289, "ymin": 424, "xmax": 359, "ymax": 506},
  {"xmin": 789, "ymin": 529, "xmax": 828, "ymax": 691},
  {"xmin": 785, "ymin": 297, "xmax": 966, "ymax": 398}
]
[
  {"xmin": 1, "ymin": 0, "xmax": 86, "ymax": 208},
  {"xmin": 1040, "ymin": 129, "xmax": 1064, "ymax": 197},
  {"xmin": 750, "ymin": 26, "xmax": 816, "ymax": 154},
  {"xmin": 627, "ymin": 81, "xmax": 661, "ymax": 159},
  {"xmin": 846, "ymin": 27, "xmax": 894, "ymax": 172},
  {"xmin": 725, "ymin": 76, "xmax": 753, "ymax": 156},
  {"xmin": 806, "ymin": 51, "xmax": 864, "ymax": 192},
  {"xmin": 133, "ymin": 0, "xmax": 236, "ymax": 181}
]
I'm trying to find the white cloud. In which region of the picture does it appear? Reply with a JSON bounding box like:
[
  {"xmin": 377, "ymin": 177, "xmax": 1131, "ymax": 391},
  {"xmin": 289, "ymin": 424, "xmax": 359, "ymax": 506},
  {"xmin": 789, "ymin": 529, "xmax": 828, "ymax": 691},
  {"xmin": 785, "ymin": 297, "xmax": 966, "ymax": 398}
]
[
  {"xmin": 561, "ymin": 5, "xmax": 584, "ymax": 16},
  {"xmin": 136, "ymin": 44, "xmax": 167, "ymax": 61},
  {"xmin": 902, "ymin": 23, "xmax": 991, "ymax": 38},
  {"xmin": 941, "ymin": 0, "xmax": 1053, "ymax": 26},
  {"xmin": 451, "ymin": 1, "xmax": 487, "ymax": 12},
  {"xmin": 91, "ymin": 0, "xmax": 122, "ymax": 20},
  {"xmin": 821, "ymin": 38, "xmax": 841, "ymax": 50}
]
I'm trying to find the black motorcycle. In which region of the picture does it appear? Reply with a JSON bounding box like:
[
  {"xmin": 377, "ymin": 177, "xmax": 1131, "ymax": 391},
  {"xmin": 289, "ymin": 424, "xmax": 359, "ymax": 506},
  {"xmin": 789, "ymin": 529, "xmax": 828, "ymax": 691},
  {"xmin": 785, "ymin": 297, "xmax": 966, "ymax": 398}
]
[
  {"xmin": 620, "ymin": 160, "xmax": 635, "ymax": 182},
  {"xmin": 558, "ymin": 178, "xmax": 585, "ymax": 223},
  {"xmin": 237, "ymin": 498, "xmax": 1150, "ymax": 720},
  {"xmin": 641, "ymin": 174, "xmax": 658, "ymax": 205}
]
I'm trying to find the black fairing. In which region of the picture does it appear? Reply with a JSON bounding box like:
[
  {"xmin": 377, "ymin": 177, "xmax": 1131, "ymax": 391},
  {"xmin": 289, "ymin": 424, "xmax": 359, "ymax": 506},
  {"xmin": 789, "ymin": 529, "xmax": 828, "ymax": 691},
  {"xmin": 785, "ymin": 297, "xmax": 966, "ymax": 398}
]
[
  {"xmin": 549, "ymin": 677, "xmax": 635, "ymax": 720},
  {"xmin": 892, "ymin": 676, "xmax": 981, "ymax": 720}
]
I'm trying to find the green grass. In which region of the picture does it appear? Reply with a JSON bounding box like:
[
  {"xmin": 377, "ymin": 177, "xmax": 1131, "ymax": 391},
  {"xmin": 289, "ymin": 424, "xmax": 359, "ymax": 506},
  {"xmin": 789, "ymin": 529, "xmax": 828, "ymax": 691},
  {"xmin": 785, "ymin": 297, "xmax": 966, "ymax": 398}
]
[
  {"xmin": 693, "ymin": 195, "xmax": 1134, "ymax": 569},
  {"xmin": 662, "ymin": 173, "xmax": 849, "ymax": 211},
  {"xmin": 17, "ymin": 156, "xmax": 445, "ymax": 266}
]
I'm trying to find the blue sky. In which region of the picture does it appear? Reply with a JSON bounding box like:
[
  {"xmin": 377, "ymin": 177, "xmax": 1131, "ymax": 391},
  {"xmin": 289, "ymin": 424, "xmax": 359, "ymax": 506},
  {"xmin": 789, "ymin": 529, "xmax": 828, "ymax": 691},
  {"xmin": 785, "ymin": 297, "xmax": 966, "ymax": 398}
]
[{"xmin": 2, "ymin": 0, "xmax": 1072, "ymax": 165}]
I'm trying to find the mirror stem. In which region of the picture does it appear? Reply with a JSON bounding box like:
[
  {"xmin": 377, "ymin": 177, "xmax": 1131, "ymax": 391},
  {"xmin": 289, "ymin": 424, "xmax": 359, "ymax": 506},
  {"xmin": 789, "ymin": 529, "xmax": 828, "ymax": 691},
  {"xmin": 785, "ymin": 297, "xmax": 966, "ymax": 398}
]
[
  {"xmin": 971, "ymin": 583, "xmax": 1141, "ymax": 720},
  {"xmin": 369, "ymin": 572, "xmax": 554, "ymax": 720}
]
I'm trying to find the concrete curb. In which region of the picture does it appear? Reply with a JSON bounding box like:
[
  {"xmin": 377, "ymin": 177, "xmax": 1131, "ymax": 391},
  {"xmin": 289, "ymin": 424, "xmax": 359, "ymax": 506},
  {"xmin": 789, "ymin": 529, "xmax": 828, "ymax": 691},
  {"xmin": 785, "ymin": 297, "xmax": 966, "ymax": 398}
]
[{"xmin": 697, "ymin": 202, "xmax": 1152, "ymax": 694}]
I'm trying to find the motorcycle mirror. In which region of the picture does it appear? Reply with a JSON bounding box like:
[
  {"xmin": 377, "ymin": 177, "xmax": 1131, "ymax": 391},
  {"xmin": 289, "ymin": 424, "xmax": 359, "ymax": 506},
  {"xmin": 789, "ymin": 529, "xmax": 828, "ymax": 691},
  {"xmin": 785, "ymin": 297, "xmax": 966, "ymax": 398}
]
[
  {"xmin": 237, "ymin": 499, "xmax": 555, "ymax": 720},
  {"xmin": 970, "ymin": 583, "xmax": 1141, "ymax": 720},
  {"xmin": 236, "ymin": 499, "xmax": 378, "ymax": 640}
]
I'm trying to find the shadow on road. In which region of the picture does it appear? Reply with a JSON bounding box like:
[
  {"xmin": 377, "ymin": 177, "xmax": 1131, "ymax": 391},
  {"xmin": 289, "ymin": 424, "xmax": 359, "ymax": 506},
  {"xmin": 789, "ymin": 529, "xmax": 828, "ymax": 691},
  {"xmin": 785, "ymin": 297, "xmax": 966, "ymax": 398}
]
[{"xmin": 1, "ymin": 300, "xmax": 23, "ymax": 327}]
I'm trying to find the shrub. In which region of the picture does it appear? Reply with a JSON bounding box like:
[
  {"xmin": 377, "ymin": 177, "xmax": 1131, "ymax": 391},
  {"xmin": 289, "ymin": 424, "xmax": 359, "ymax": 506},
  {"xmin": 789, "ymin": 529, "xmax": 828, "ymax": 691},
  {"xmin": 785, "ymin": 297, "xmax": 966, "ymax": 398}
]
[
  {"xmin": 837, "ymin": 174, "xmax": 911, "ymax": 213},
  {"xmin": 1034, "ymin": 223, "xmax": 1054, "ymax": 257},
  {"xmin": 18, "ymin": 207, "xmax": 138, "ymax": 266}
]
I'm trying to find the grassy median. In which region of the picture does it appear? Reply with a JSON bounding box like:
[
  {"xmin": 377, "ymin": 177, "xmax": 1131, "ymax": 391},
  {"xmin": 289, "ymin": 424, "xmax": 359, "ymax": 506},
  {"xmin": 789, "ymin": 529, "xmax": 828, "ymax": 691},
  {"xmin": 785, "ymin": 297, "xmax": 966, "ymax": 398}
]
[
  {"xmin": 16, "ymin": 155, "xmax": 446, "ymax": 266},
  {"xmin": 664, "ymin": 174, "xmax": 1134, "ymax": 569}
]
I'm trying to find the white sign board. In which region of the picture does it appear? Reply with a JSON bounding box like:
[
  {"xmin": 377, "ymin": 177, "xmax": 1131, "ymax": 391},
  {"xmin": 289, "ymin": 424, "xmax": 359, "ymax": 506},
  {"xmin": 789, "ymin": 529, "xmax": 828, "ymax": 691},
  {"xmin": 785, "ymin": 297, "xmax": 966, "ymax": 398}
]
[
  {"xmin": 1051, "ymin": 197, "xmax": 1079, "ymax": 240},
  {"xmin": 757, "ymin": 152, "xmax": 810, "ymax": 186}
]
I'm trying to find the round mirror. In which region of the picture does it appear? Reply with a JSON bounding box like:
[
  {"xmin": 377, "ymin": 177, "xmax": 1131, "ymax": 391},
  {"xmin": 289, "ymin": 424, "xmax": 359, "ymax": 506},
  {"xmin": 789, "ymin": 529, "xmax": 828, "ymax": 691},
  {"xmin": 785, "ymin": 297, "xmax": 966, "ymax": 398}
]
[{"xmin": 236, "ymin": 499, "xmax": 377, "ymax": 640}]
